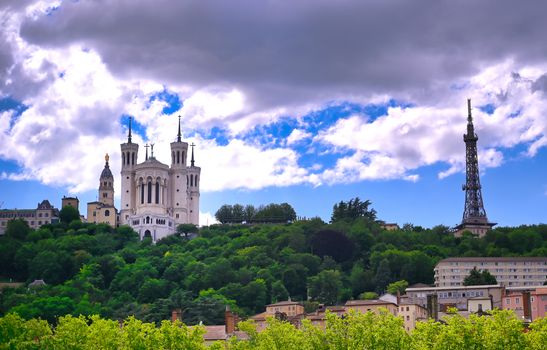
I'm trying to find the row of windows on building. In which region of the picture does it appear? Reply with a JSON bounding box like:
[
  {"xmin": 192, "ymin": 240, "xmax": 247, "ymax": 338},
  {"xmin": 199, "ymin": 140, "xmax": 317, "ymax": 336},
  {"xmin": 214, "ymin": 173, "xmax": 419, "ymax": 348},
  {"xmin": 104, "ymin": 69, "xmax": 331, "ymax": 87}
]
[
  {"xmin": 92, "ymin": 210, "xmax": 111, "ymax": 217},
  {"xmin": 436, "ymin": 291, "xmax": 484, "ymax": 299},
  {"xmin": 441, "ymin": 274, "xmax": 547, "ymax": 280},
  {"xmin": 440, "ymin": 268, "xmax": 547, "ymax": 273},
  {"xmin": 0, "ymin": 212, "xmax": 50, "ymax": 218},
  {"xmin": 131, "ymin": 217, "xmax": 173, "ymax": 227},
  {"xmin": 122, "ymin": 151, "xmax": 136, "ymax": 166},
  {"xmin": 0, "ymin": 219, "xmax": 48, "ymax": 226},
  {"xmin": 448, "ymin": 261, "xmax": 547, "ymax": 266}
]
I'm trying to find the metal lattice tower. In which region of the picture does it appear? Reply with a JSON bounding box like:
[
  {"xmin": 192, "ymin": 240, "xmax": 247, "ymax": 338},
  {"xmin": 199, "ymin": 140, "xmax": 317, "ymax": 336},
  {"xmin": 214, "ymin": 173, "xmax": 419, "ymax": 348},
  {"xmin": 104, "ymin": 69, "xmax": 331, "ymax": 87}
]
[{"xmin": 461, "ymin": 99, "xmax": 488, "ymax": 224}]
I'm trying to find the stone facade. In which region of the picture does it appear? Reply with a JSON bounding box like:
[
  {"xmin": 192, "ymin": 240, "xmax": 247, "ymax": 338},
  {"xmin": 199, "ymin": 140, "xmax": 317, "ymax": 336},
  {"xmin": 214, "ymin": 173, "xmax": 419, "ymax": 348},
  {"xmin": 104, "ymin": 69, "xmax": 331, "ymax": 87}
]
[
  {"xmin": 118, "ymin": 117, "xmax": 200, "ymax": 242},
  {"xmin": 434, "ymin": 257, "xmax": 547, "ymax": 288},
  {"xmin": 0, "ymin": 200, "xmax": 59, "ymax": 234}
]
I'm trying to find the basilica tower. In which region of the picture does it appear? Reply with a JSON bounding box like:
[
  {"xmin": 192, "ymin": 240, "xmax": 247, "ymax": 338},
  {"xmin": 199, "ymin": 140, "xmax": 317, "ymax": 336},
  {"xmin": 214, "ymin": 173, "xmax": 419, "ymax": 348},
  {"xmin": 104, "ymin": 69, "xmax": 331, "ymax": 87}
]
[
  {"xmin": 455, "ymin": 99, "xmax": 495, "ymax": 237},
  {"xmin": 120, "ymin": 117, "xmax": 139, "ymax": 225},
  {"xmin": 99, "ymin": 154, "xmax": 114, "ymax": 206},
  {"xmin": 186, "ymin": 142, "xmax": 201, "ymax": 225},
  {"xmin": 170, "ymin": 116, "xmax": 190, "ymax": 224}
]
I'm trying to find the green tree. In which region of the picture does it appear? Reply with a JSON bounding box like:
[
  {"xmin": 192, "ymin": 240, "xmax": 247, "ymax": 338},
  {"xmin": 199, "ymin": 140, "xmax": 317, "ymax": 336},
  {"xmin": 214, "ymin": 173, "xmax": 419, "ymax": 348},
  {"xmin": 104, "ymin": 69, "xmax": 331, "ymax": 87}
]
[
  {"xmin": 59, "ymin": 205, "xmax": 81, "ymax": 224},
  {"xmin": 463, "ymin": 267, "xmax": 497, "ymax": 286},
  {"xmin": 311, "ymin": 229, "xmax": 354, "ymax": 262},
  {"xmin": 359, "ymin": 291, "xmax": 379, "ymax": 300},
  {"xmin": 177, "ymin": 223, "xmax": 198, "ymax": 237},
  {"xmin": 387, "ymin": 280, "xmax": 408, "ymax": 295},
  {"xmin": 214, "ymin": 205, "xmax": 233, "ymax": 224},
  {"xmin": 331, "ymin": 197, "xmax": 377, "ymax": 223},
  {"xmin": 5, "ymin": 218, "xmax": 31, "ymax": 240},
  {"xmin": 270, "ymin": 280, "xmax": 289, "ymax": 303},
  {"xmin": 308, "ymin": 270, "xmax": 343, "ymax": 305},
  {"xmin": 375, "ymin": 258, "xmax": 392, "ymax": 293}
]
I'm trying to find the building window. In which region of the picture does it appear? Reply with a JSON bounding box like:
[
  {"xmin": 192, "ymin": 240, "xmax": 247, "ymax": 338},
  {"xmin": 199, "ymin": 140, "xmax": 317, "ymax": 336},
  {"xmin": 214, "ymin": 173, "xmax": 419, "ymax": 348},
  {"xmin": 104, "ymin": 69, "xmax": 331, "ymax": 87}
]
[
  {"xmin": 516, "ymin": 298, "xmax": 520, "ymax": 304},
  {"xmin": 147, "ymin": 181, "xmax": 152, "ymax": 203},
  {"xmin": 506, "ymin": 298, "xmax": 510, "ymax": 304},
  {"xmin": 176, "ymin": 214, "xmax": 179, "ymax": 219},
  {"xmin": 141, "ymin": 183, "xmax": 145, "ymax": 204},
  {"xmin": 105, "ymin": 210, "xmax": 110, "ymax": 217},
  {"xmin": 155, "ymin": 182, "xmax": 160, "ymax": 204},
  {"xmin": 103, "ymin": 192, "xmax": 108, "ymax": 198},
  {"xmin": 93, "ymin": 211, "xmax": 96, "ymax": 217}
]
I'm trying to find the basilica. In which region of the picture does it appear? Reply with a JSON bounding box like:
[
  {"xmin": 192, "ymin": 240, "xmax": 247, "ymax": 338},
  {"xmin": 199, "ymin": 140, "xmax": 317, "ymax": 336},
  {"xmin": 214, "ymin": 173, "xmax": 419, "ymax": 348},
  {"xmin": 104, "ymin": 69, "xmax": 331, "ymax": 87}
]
[{"xmin": 88, "ymin": 117, "xmax": 201, "ymax": 242}]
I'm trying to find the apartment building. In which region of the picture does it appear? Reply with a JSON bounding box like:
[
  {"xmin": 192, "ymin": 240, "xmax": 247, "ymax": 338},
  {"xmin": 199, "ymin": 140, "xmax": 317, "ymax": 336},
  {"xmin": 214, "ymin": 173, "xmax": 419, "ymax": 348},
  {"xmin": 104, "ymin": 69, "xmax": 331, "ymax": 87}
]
[
  {"xmin": 403, "ymin": 284, "xmax": 503, "ymax": 311},
  {"xmin": 501, "ymin": 286, "xmax": 547, "ymax": 321},
  {"xmin": 434, "ymin": 257, "xmax": 547, "ymax": 287}
]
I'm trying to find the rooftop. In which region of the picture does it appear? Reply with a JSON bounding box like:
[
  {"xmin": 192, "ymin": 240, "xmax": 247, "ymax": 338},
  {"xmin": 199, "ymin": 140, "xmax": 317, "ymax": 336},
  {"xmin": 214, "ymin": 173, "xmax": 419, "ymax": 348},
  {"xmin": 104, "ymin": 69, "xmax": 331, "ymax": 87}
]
[
  {"xmin": 406, "ymin": 284, "xmax": 502, "ymax": 292},
  {"xmin": 345, "ymin": 300, "xmax": 396, "ymax": 307},
  {"xmin": 438, "ymin": 257, "xmax": 547, "ymax": 263},
  {"xmin": 267, "ymin": 300, "xmax": 302, "ymax": 307}
]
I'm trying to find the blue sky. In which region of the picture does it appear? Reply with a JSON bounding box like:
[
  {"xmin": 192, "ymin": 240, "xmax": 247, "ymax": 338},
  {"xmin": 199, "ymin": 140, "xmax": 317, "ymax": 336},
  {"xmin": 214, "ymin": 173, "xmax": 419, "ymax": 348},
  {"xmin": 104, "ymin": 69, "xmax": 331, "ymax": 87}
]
[{"xmin": 0, "ymin": 1, "xmax": 546, "ymax": 227}]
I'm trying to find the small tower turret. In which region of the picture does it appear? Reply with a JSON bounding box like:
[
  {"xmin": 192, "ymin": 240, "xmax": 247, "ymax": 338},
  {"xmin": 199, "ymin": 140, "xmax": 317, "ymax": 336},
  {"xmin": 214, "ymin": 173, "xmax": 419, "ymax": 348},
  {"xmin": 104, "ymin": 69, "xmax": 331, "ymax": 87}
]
[{"xmin": 99, "ymin": 154, "xmax": 115, "ymax": 206}]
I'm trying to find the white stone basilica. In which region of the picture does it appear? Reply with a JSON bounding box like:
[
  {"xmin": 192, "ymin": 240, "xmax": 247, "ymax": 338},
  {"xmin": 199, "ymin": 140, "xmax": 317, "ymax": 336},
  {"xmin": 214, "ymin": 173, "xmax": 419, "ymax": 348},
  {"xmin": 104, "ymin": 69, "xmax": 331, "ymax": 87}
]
[{"xmin": 119, "ymin": 117, "xmax": 200, "ymax": 241}]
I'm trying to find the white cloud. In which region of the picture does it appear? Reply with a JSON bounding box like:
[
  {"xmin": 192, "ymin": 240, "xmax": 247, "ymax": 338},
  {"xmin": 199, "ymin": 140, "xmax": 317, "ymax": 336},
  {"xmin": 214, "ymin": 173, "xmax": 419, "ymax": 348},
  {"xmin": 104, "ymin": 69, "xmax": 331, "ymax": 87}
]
[
  {"xmin": 286, "ymin": 128, "xmax": 312, "ymax": 145},
  {"xmin": 0, "ymin": 3, "xmax": 547, "ymax": 199}
]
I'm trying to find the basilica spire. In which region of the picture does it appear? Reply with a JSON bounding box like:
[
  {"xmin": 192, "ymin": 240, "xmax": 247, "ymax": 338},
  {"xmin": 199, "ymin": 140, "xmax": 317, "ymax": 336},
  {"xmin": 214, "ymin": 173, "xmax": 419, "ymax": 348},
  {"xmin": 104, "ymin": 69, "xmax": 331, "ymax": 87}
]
[
  {"xmin": 177, "ymin": 115, "xmax": 182, "ymax": 142},
  {"xmin": 190, "ymin": 142, "xmax": 195, "ymax": 167},
  {"xmin": 127, "ymin": 116, "xmax": 133, "ymax": 144}
]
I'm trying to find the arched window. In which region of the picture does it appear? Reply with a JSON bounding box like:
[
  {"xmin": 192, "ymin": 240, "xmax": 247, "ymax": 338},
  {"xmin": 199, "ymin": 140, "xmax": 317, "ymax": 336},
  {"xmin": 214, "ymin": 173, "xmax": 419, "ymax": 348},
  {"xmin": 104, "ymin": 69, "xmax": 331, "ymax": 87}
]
[
  {"xmin": 172, "ymin": 151, "xmax": 175, "ymax": 164},
  {"xmin": 141, "ymin": 182, "xmax": 144, "ymax": 204},
  {"xmin": 195, "ymin": 175, "xmax": 198, "ymax": 187},
  {"xmin": 132, "ymin": 152, "xmax": 135, "ymax": 165},
  {"xmin": 187, "ymin": 175, "xmax": 189, "ymax": 186},
  {"xmin": 127, "ymin": 152, "xmax": 130, "ymax": 165},
  {"xmin": 147, "ymin": 180, "xmax": 152, "ymax": 203},
  {"xmin": 177, "ymin": 151, "xmax": 180, "ymax": 164},
  {"xmin": 155, "ymin": 181, "xmax": 160, "ymax": 204},
  {"xmin": 146, "ymin": 217, "xmax": 150, "ymax": 224},
  {"xmin": 122, "ymin": 153, "xmax": 125, "ymax": 165},
  {"xmin": 190, "ymin": 174, "xmax": 193, "ymax": 187},
  {"xmin": 105, "ymin": 210, "xmax": 110, "ymax": 217}
]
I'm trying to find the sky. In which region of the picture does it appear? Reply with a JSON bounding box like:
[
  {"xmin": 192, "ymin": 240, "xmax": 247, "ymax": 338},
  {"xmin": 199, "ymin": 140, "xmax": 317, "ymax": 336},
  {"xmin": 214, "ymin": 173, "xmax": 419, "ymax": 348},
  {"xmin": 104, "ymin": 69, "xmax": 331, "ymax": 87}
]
[{"xmin": 0, "ymin": 0, "xmax": 546, "ymax": 228}]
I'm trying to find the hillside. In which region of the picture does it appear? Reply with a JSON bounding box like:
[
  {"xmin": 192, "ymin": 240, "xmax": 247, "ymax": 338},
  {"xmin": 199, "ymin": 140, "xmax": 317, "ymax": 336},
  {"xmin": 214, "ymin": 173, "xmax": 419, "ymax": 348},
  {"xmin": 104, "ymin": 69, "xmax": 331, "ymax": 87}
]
[{"xmin": 0, "ymin": 207, "xmax": 546, "ymax": 325}]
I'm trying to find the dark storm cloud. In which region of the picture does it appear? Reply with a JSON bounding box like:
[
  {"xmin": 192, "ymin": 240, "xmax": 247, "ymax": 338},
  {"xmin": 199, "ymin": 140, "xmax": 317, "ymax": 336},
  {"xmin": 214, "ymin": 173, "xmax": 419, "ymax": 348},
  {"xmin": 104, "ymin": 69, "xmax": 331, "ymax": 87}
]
[{"xmin": 18, "ymin": 0, "xmax": 547, "ymax": 110}]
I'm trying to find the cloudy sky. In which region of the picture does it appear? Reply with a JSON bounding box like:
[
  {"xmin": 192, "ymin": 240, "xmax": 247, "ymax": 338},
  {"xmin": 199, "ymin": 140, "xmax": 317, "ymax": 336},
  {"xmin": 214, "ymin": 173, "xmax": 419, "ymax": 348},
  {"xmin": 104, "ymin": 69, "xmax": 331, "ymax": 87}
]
[{"xmin": 1, "ymin": 0, "xmax": 546, "ymax": 227}]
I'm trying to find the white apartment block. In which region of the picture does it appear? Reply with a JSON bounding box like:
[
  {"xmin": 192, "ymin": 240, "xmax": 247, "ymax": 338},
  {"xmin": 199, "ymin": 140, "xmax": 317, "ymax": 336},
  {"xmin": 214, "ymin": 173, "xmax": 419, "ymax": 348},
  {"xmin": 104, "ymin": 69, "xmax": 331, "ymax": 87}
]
[{"xmin": 434, "ymin": 257, "xmax": 547, "ymax": 288}]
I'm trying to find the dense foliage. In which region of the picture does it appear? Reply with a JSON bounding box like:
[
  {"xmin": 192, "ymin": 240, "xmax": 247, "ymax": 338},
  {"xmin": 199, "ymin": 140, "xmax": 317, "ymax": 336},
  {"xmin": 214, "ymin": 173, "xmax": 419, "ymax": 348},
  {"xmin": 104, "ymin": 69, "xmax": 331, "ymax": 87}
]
[
  {"xmin": 215, "ymin": 203, "xmax": 296, "ymax": 224},
  {"xmin": 463, "ymin": 267, "xmax": 498, "ymax": 286},
  {"xmin": 0, "ymin": 199, "xmax": 546, "ymax": 325},
  {"xmin": 1, "ymin": 310, "xmax": 546, "ymax": 349}
]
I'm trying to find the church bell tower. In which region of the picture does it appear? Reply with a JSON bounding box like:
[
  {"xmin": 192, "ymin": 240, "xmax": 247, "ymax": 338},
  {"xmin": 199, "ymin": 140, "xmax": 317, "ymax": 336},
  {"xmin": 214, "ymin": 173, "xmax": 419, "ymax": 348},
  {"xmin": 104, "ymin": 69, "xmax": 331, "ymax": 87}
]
[{"xmin": 120, "ymin": 117, "xmax": 139, "ymax": 225}]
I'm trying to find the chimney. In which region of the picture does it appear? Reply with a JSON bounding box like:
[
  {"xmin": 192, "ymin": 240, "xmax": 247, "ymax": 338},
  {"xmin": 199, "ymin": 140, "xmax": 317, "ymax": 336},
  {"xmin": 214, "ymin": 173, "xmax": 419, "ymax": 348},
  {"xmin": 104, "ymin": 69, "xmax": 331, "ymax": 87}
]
[
  {"xmin": 522, "ymin": 291, "xmax": 531, "ymax": 321},
  {"xmin": 225, "ymin": 306, "xmax": 236, "ymax": 334},
  {"xmin": 172, "ymin": 309, "xmax": 183, "ymax": 323}
]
